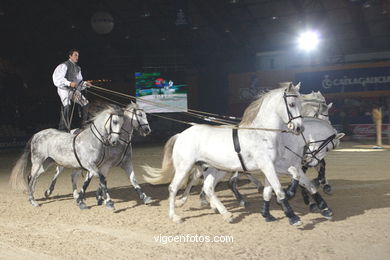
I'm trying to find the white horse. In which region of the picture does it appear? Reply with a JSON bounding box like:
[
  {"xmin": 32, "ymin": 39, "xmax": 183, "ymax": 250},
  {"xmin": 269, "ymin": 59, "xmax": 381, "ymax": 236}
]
[
  {"xmin": 142, "ymin": 83, "xmax": 304, "ymax": 225},
  {"xmin": 43, "ymin": 103, "xmax": 153, "ymax": 209},
  {"xmin": 178, "ymin": 118, "xmax": 344, "ymax": 223},
  {"xmin": 10, "ymin": 106, "xmax": 125, "ymax": 208},
  {"xmin": 226, "ymin": 90, "xmax": 334, "ymax": 207}
]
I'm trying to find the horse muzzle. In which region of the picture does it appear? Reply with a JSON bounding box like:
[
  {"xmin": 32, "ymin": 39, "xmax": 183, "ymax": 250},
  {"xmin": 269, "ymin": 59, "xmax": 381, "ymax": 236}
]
[
  {"xmin": 287, "ymin": 122, "xmax": 304, "ymax": 135},
  {"xmin": 141, "ymin": 126, "xmax": 151, "ymax": 136},
  {"xmin": 108, "ymin": 133, "xmax": 121, "ymax": 146},
  {"xmin": 302, "ymin": 156, "xmax": 319, "ymax": 167}
]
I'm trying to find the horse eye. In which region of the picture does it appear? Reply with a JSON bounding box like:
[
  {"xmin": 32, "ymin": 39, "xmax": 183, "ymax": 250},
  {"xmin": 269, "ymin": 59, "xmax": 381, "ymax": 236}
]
[
  {"xmin": 326, "ymin": 147, "xmax": 329, "ymax": 152},
  {"xmin": 112, "ymin": 120, "xmax": 118, "ymax": 125},
  {"xmin": 289, "ymin": 103, "xmax": 295, "ymax": 108}
]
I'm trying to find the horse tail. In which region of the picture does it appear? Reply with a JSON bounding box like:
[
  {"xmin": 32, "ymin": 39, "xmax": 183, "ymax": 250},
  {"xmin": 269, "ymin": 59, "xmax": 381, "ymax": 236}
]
[
  {"xmin": 9, "ymin": 138, "xmax": 32, "ymax": 191},
  {"xmin": 142, "ymin": 134, "xmax": 179, "ymax": 185}
]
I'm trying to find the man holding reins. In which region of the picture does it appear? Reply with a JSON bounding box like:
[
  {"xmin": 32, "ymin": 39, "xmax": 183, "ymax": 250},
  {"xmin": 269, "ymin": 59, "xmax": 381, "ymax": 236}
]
[{"xmin": 52, "ymin": 49, "xmax": 92, "ymax": 131}]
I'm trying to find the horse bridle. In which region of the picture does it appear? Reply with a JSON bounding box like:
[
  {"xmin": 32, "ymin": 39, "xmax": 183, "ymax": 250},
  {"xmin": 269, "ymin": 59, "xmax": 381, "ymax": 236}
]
[
  {"xmin": 129, "ymin": 108, "xmax": 149, "ymax": 133},
  {"xmin": 301, "ymin": 133, "xmax": 336, "ymax": 165},
  {"xmin": 283, "ymin": 91, "xmax": 303, "ymax": 125},
  {"xmin": 313, "ymin": 102, "xmax": 329, "ymax": 118},
  {"xmin": 284, "ymin": 133, "xmax": 336, "ymax": 166},
  {"xmin": 90, "ymin": 113, "xmax": 122, "ymax": 146},
  {"xmin": 119, "ymin": 108, "xmax": 150, "ymax": 141}
]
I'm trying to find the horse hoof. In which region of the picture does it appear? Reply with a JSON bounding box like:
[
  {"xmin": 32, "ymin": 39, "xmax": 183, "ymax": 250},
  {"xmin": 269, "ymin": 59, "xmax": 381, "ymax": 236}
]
[
  {"xmin": 264, "ymin": 215, "xmax": 277, "ymax": 222},
  {"xmin": 289, "ymin": 215, "xmax": 302, "ymax": 226},
  {"xmin": 97, "ymin": 199, "xmax": 104, "ymax": 206},
  {"xmin": 171, "ymin": 215, "xmax": 183, "ymax": 224},
  {"xmin": 239, "ymin": 200, "xmax": 247, "ymax": 208},
  {"xmin": 200, "ymin": 200, "xmax": 209, "ymax": 208},
  {"xmin": 78, "ymin": 202, "xmax": 88, "ymax": 210},
  {"xmin": 222, "ymin": 212, "xmax": 234, "ymax": 223},
  {"xmin": 106, "ymin": 201, "xmax": 115, "ymax": 210},
  {"xmin": 143, "ymin": 196, "xmax": 154, "ymax": 205},
  {"xmin": 323, "ymin": 184, "xmax": 332, "ymax": 194},
  {"xmin": 321, "ymin": 208, "xmax": 333, "ymax": 220},
  {"xmin": 44, "ymin": 190, "xmax": 51, "ymax": 199},
  {"xmin": 309, "ymin": 203, "xmax": 320, "ymax": 213},
  {"xmin": 30, "ymin": 201, "xmax": 40, "ymax": 207}
]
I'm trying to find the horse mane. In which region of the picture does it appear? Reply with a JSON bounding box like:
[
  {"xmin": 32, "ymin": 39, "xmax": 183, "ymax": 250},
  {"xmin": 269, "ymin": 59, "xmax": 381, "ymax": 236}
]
[
  {"xmin": 89, "ymin": 104, "xmax": 123, "ymax": 123},
  {"xmin": 125, "ymin": 102, "xmax": 138, "ymax": 111},
  {"xmin": 301, "ymin": 91, "xmax": 326, "ymax": 103},
  {"xmin": 239, "ymin": 86, "xmax": 290, "ymax": 127}
]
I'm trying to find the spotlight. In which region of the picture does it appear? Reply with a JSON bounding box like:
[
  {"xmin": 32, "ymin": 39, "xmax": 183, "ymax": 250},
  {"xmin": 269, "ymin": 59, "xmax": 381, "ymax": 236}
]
[{"xmin": 297, "ymin": 30, "xmax": 320, "ymax": 51}]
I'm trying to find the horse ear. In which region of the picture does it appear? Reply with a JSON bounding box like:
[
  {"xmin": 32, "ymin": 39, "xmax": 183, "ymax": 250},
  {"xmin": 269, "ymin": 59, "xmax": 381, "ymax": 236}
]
[
  {"xmin": 286, "ymin": 82, "xmax": 294, "ymax": 92},
  {"xmin": 336, "ymin": 133, "xmax": 345, "ymax": 140},
  {"xmin": 294, "ymin": 82, "xmax": 301, "ymax": 91},
  {"xmin": 327, "ymin": 102, "xmax": 333, "ymax": 109}
]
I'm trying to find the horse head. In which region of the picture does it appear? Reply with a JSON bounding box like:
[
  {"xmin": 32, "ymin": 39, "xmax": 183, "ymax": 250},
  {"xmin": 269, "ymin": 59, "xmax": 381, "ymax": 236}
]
[
  {"xmin": 124, "ymin": 102, "xmax": 151, "ymax": 136},
  {"xmin": 281, "ymin": 82, "xmax": 304, "ymax": 134}
]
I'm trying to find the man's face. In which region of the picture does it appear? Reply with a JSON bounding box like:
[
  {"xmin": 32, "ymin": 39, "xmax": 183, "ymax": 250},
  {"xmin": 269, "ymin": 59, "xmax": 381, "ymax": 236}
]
[{"xmin": 69, "ymin": 52, "xmax": 79, "ymax": 63}]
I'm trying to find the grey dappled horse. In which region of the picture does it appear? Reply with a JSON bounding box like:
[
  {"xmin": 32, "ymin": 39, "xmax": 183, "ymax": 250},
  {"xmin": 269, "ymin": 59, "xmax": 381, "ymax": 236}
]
[
  {"xmin": 10, "ymin": 106, "xmax": 125, "ymax": 208},
  {"xmin": 44, "ymin": 103, "xmax": 153, "ymax": 209}
]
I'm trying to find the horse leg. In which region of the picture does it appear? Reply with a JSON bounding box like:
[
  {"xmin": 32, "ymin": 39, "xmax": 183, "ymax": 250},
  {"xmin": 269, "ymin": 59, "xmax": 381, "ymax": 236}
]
[
  {"xmin": 314, "ymin": 159, "xmax": 331, "ymax": 194},
  {"xmin": 207, "ymin": 169, "xmax": 227, "ymax": 213},
  {"xmin": 76, "ymin": 172, "xmax": 93, "ymax": 210},
  {"xmin": 28, "ymin": 159, "xmax": 51, "ymax": 207},
  {"xmin": 121, "ymin": 161, "xmax": 153, "ymax": 205},
  {"xmin": 284, "ymin": 166, "xmax": 301, "ymax": 200},
  {"xmin": 228, "ymin": 172, "xmax": 247, "ymax": 207},
  {"xmin": 175, "ymin": 167, "xmax": 202, "ymax": 208},
  {"xmin": 71, "ymin": 170, "xmax": 83, "ymax": 200},
  {"xmin": 168, "ymin": 164, "xmax": 192, "ymax": 224},
  {"xmin": 299, "ymin": 173, "xmax": 333, "ymax": 219},
  {"xmin": 97, "ymin": 170, "xmax": 115, "ymax": 210},
  {"xmin": 261, "ymin": 163, "xmax": 301, "ymax": 226},
  {"xmin": 44, "ymin": 166, "xmax": 64, "ymax": 198},
  {"xmin": 260, "ymin": 178, "xmax": 277, "ymax": 222},
  {"xmin": 247, "ymin": 173, "xmax": 262, "ymax": 191},
  {"xmin": 203, "ymin": 172, "xmax": 233, "ymax": 223}
]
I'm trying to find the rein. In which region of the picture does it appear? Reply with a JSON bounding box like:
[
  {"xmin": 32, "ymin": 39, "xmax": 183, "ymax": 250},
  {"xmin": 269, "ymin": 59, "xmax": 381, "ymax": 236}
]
[{"xmin": 115, "ymin": 108, "xmax": 150, "ymax": 167}]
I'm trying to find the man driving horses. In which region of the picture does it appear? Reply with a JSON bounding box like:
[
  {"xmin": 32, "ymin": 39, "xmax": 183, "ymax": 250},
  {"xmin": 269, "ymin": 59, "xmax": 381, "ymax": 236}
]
[{"xmin": 52, "ymin": 49, "xmax": 92, "ymax": 131}]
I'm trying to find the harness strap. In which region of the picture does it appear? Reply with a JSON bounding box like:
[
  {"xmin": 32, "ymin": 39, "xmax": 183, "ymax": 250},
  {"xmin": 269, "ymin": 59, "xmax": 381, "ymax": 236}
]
[
  {"xmin": 72, "ymin": 131, "xmax": 87, "ymax": 171},
  {"xmin": 96, "ymin": 146, "xmax": 106, "ymax": 168},
  {"xmin": 232, "ymin": 128, "xmax": 248, "ymax": 172},
  {"xmin": 116, "ymin": 140, "xmax": 131, "ymax": 167}
]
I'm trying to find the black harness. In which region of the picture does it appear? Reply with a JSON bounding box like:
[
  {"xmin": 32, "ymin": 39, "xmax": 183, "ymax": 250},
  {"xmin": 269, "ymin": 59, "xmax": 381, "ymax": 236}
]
[
  {"xmin": 284, "ymin": 133, "xmax": 336, "ymax": 166},
  {"xmin": 302, "ymin": 133, "xmax": 336, "ymax": 163},
  {"xmin": 116, "ymin": 108, "xmax": 150, "ymax": 166},
  {"xmin": 232, "ymin": 128, "xmax": 248, "ymax": 172}
]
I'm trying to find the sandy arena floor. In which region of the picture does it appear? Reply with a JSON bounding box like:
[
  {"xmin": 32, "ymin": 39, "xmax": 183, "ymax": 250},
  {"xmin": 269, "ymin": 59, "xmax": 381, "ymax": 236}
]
[{"xmin": 0, "ymin": 141, "xmax": 389, "ymax": 259}]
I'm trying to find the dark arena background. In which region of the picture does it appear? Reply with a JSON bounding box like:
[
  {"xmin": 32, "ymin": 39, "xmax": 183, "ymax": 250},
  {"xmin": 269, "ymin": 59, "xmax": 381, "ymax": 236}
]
[{"xmin": 0, "ymin": 1, "xmax": 390, "ymax": 259}]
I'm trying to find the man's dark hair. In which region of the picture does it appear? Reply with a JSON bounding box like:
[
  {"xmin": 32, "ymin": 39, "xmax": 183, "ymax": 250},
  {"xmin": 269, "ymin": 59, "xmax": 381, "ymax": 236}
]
[{"xmin": 68, "ymin": 49, "xmax": 79, "ymax": 56}]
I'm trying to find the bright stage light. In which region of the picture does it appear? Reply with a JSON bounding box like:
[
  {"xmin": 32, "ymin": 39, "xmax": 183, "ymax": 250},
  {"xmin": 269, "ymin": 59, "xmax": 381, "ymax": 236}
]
[{"xmin": 297, "ymin": 30, "xmax": 320, "ymax": 51}]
